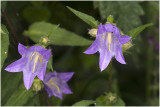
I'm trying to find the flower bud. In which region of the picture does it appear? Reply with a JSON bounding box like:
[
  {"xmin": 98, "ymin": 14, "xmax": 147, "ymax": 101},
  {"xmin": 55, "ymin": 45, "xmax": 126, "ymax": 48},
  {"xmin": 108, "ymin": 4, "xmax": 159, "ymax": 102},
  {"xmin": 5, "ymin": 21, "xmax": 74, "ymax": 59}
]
[
  {"xmin": 33, "ymin": 78, "xmax": 43, "ymax": 92},
  {"xmin": 42, "ymin": 37, "xmax": 49, "ymax": 44},
  {"xmin": 122, "ymin": 41, "xmax": 133, "ymax": 52},
  {"xmin": 88, "ymin": 29, "xmax": 97, "ymax": 37}
]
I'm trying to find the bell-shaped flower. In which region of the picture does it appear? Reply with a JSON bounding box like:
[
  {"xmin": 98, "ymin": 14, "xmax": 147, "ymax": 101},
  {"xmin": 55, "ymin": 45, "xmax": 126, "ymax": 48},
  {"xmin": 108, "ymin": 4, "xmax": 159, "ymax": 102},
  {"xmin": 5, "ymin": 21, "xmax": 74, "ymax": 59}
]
[
  {"xmin": 5, "ymin": 43, "xmax": 51, "ymax": 90},
  {"xmin": 43, "ymin": 71, "xmax": 74, "ymax": 99},
  {"xmin": 84, "ymin": 23, "xmax": 131, "ymax": 71}
]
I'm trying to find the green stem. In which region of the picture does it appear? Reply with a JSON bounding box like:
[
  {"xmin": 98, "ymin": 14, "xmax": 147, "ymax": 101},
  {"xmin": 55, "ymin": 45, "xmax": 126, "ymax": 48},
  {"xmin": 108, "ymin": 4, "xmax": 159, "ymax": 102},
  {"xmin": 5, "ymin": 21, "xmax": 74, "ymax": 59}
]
[{"xmin": 108, "ymin": 60, "xmax": 112, "ymax": 92}]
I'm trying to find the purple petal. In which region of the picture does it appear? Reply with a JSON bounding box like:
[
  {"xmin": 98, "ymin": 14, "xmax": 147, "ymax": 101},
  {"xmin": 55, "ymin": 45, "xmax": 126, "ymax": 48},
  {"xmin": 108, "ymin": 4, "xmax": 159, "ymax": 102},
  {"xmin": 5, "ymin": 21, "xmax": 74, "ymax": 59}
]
[
  {"xmin": 62, "ymin": 83, "xmax": 72, "ymax": 94},
  {"xmin": 84, "ymin": 40, "xmax": 98, "ymax": 54},
  {"xmin": 5, "ymin": 57, "xmax": 26, "ymax": 72},
  {"xmin": 44, "ymin": 82, "xmax": 63, "ymax": 99},
  {"xmin": 37, "ymin": 61, "xmax": 48, "ymax": 81},
  {"xmin": 39, "ymin": 49, "xmax": 51, "ymax": 61},
  {"xmin": 115, "ymin": 46, "xmax": 126, "ymax": 64},
  {"xmin": 44, "ymin": 84, "xmax": 53, "ymax": 97},
  {"xmin": 29, "ymin": 45, "xmax": 51, "ymax": 61},
  {"xmin": 18, "ymin": 43, "xmax": 28, "ymax": 55},
  {"xmin": 99, "ymin": 50, "xmax": 112, "ymax": 71},
  {"xmin": 23, "ymin": 71, "xmax": 36, "ymax": 90},
  {"xmin": 97, "ymin": 23, "xmax": 105, "ymax": 35},
  {"xmin": 43, "ymin": 72, "xmax": 57, "ymax": 83},
  {"xmin": 58, "ymin": 72, "xmax": 74, "ymax": 82},
  {"xmin": 118, "ymin": 35, "xmax": 131, "ymax": 44}
]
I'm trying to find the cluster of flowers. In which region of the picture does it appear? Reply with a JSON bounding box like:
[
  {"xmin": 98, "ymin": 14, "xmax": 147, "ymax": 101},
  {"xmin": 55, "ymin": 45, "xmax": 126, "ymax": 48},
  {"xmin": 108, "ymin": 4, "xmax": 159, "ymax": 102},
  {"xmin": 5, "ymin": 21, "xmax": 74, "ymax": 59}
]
[{"xmin": 5, "ymin": 23, "xmax": 131, "ymax": 99}]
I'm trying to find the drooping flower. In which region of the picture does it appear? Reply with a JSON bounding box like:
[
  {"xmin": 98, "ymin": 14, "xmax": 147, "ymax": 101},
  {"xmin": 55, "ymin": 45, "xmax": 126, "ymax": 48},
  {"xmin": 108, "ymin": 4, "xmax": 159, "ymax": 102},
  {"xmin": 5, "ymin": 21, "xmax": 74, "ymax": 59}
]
[
  {"xmin": 43, "ymin": 71, "xmax": 74, "ymax": 99},
  {"xmin": 5, "ymin": 43, "xmax": 51, "ymax": 90},
  {"xmin": 84, "ymin": 23, "xmax": 131, "ymax": 71}
]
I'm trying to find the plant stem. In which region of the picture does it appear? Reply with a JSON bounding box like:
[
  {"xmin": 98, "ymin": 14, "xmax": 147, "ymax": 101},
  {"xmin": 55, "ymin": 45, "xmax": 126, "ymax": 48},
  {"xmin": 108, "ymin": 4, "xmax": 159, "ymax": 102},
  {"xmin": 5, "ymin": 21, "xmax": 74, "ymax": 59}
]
[{"xmin": 108, "ymin": 60, "xmax": 112, "ymax": 92}]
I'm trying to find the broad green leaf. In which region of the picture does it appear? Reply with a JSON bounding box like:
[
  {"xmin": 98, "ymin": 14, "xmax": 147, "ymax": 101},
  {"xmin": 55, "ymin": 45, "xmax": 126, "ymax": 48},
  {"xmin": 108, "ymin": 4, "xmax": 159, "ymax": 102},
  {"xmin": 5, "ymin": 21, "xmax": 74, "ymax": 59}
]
[
  {"xmin": 23, "ymin": 21, "xmax": 93, "ymax": 46},
  {"xmin": 5, "ymin": 84, "xmax": 34, "ymax": 106},
  {"xmin": 1, "ymin": 24, "xmax": 9, "ymax": 68},
  {"xmin": 1, "ymin": 1, "xmax": 7, "ymax": 12},
  {"xmin": 94, "ymin": 1, "xmax": 144, "ymax": 32},
  {"xmin": 24, "ymin": 94, "xmax": 40, "ymax": 106},
  {"xmin": 67, "ymin": 6, "xmax": 99, "ymax": 28},
  {"xmin": 1, "ymin": 72, "xmax": 23, "ymax": 105},
  {"xmin": 72, "ymin": 100, "xmax": 95, "ymax": 106},
  {"xmin": 23, "ymin": 6, "xmax": 51, "ymax": 23},
  {"xmin": 127, "ymin": 23, "xmax": 153, "ymax": 39}
]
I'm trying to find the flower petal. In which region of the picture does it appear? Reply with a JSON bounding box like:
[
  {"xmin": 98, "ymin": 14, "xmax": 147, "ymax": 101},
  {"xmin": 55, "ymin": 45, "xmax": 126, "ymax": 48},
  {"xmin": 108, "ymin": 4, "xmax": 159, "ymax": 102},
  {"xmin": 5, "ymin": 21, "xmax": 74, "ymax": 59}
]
[
  {"xmin": 62, "ymin": 83, "xmax": 72, "ymax": 94},
  {"xmin": 118, "ymin": 35, "xmax": 131, "ymax": 44},
  {"xmin": 43, "ymin": 72, "xmax": 56, "ymax": 83},
  {"xmin": 39, "ymin": 49, "xmax": 51, "ymax": 61},
  {"xmin": 115, "ymin": 46, "xmax": 126, "ymax": 64},
  {"xmin": 23, "ymin": 71, "xmax": 36, "ymax": 90},
  {"xmin": 37, "ymin": 61, "xmax": 48, "ymax": 81},
  {"xmin": 84, "ymin": 40, "xmax": 98, "ymax": 54},
  {"xmin": 5, "ymin": 57, "xmax": 26, "ymax": 72},
  {"xmin": 29, "ymin": 46, "xmax": 51, "ymax": 61},
  {"xmin": 59, "ymin": 72, "xmax": 74, "ymax": 82},
  {"xmin": 99, "ymin": 50, "xmax": 112, "ymax": 71},
  {"xmin": 18, "ymin": 43, "xmax": 28, "ymax": 55},
  {"xmin": 97, "ymin": 23, "xmax": 105, "ymax": 35},
  {"xmin": 44, "ymin": 85, "xmax": 53, "ymax": 97}
]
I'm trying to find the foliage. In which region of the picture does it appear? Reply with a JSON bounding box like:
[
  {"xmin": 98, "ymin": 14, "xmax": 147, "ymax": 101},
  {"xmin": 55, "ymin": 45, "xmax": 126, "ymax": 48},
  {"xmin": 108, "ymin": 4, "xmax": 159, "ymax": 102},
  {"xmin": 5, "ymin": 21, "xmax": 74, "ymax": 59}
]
[
  {"xmin": 1, "ymin": 24, "xmax": 9, "ymax": 68},
  {"xmin": 67, "ymin": 6, "xmax": 99, "ymax": 28},
  {"xmin": 93, "ymin": 1, "xmax": 144, "ymax": 32},
  {"xmin": 127, "ymin": 23, "xmax": 153, "ymax": 39},
  {"xmin": 72, "ymin": 100, "xmax": 95, "ymax": 106},
  {"xmin": 24, "ymin": 21, "xmax": 93, "ymax": 46}
]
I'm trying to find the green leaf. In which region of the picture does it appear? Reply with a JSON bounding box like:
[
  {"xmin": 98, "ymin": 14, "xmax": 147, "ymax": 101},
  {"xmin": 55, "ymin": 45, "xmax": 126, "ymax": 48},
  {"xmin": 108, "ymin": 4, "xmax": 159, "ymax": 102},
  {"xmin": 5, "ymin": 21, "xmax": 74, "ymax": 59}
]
[
  {"xmin": 72, "ymin": 100, "xmax": 95, "ymax": 106},
  {"xmin": 94, "ymin": 1, "xmax": 144, "ymax": 32},
  {"xmin": 24, "ymin": 94, "xmax": 40, "ymax": 106},
  {"xmin": 1, "ymin": 1, "xmax": 7, "ymax": 12},
  {"xmin": 5, "ymin": 84, "xmax": 35, "ymax": 106},
  {"xmin": 127, "ymin": 23, "xmax": 153, "ymax": 39},
  {"xmin": 1, "ymin": 24, "xmax": 9, "ymax": 68},
  {"xmin": 67, "ymin": 6, "xmax": 99, "ymax": 28},
  {"xmin": 1, "ymin": 72, "xmax": 23, "ymax": 105},
  {"xmin": 23, "ymin": 21, "xmax": 93, "ymax": 46}
]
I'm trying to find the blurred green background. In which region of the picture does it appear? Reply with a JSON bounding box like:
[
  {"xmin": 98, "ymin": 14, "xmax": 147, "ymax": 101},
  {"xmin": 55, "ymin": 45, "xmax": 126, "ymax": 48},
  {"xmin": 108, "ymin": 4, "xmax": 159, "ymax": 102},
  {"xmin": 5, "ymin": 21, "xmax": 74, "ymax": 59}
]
[{"xmin": 1, "ymin": 1, "xmax": 159, "ymax": 106}]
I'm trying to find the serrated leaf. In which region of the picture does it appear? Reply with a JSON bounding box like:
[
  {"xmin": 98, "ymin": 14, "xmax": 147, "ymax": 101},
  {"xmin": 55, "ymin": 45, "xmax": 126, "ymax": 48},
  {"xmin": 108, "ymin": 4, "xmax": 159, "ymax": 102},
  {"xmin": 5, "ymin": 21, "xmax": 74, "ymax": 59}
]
[
  {"xmin": 1, "ymin": 24, "xmax": 9, "ymax": 68},
  {"xmin": 72, "ymin": 100, "xmax": 95, "ymax": 106},
  {"xmin": 94, "ymin": 1, "xmax": 144, "ymax": 32},
  {"xmin": 5, "ymin": 84, "xmax": 34, "ymax": 106},
  {"xmin": 67, "ymin": 6, "xmax": 99, "ymax": 28},
  {"xmin": 23, "ymin": 21, "xmax": 93, "ymax": 46},
  {"xmin": 127, "ymin": 23, "xmax": 153, "ymax": 39}
]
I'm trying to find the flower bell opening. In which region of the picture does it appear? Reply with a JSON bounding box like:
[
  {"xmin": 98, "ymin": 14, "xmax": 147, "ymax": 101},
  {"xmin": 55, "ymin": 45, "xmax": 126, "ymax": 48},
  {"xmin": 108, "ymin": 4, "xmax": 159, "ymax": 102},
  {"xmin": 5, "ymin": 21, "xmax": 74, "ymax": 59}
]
[
  {"xmin": 107, "ymin": 32, "xmax": 112, "ymax": 52},
  {"xmin": 30, "ymin": 51, "xmax": 43, "ymax": 73},
  {"xmin": 46, "ymin": 78, "xmax": 60, "ymax": 93}
]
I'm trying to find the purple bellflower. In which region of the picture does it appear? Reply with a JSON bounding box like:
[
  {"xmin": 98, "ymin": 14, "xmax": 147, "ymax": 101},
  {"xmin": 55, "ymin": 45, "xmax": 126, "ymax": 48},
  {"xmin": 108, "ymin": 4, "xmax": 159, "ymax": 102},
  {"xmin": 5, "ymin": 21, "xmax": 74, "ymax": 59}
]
[
  {"xmin": 84, "ymin": 23, "xmax": 131, "ymax": 71},
  {"xmin": 43, "ymin": 71, "xmax": 74, "ymax": 99},
  {"xmin": 5, "ymin": 43, "xmax": 51, "ymax": 90}
]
